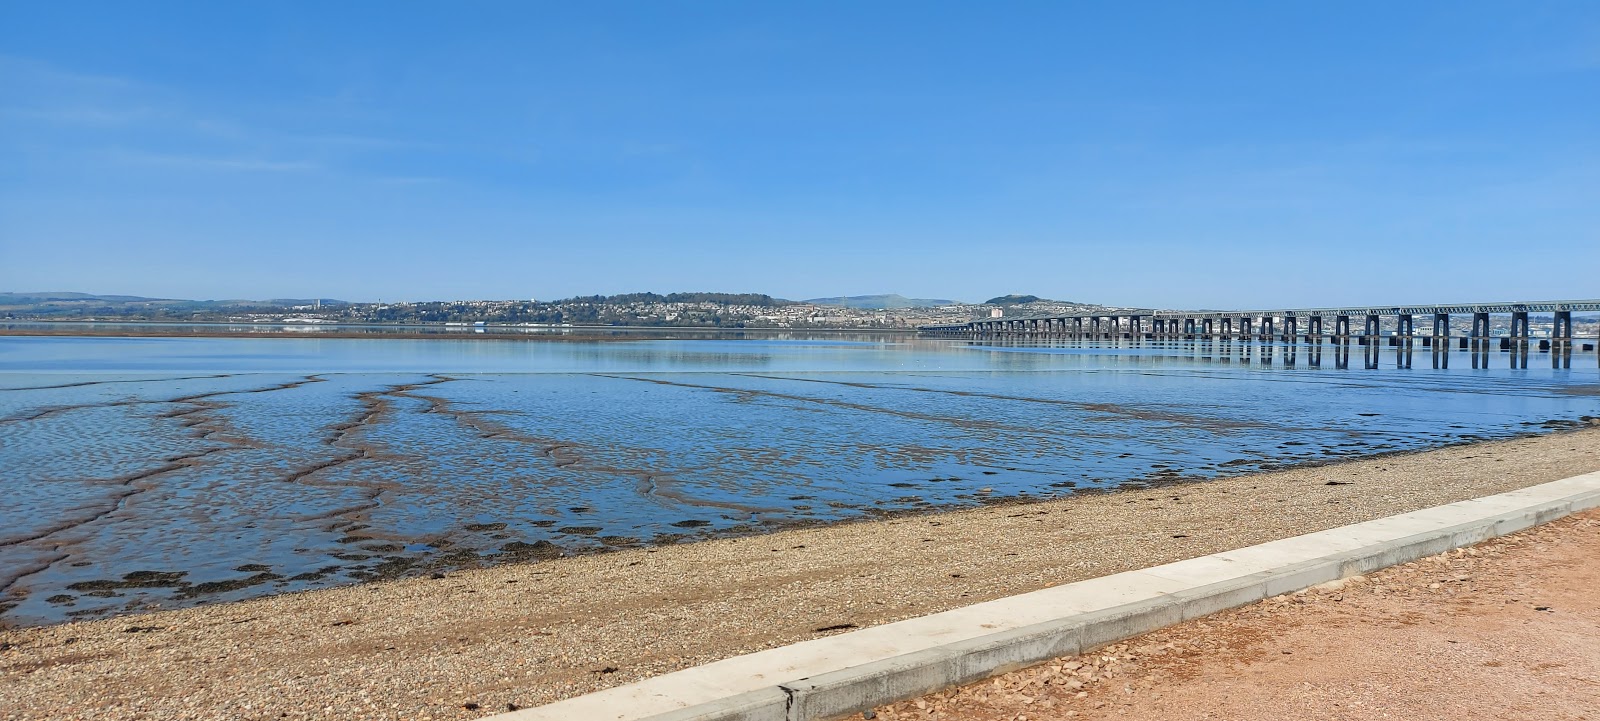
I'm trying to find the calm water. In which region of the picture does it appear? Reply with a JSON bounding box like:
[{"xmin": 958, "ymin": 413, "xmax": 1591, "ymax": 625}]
[{"xmin": 1, "ymin": 333, "xmax": 1596, "ymax": 626}]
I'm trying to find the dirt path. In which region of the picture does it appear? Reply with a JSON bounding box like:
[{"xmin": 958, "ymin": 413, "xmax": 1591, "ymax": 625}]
[
  {"xmin": 871, "ymin": 508, "xmax": 1600, "ymax": 721},
  {"xmin": 2, "ymin": 427, "xmax": 1598, "ymax": 720}
]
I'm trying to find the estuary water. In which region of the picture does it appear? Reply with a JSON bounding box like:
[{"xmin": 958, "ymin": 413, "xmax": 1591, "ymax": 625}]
[{"xmin": 1, "ymin": 333, "xmax": 1596, "ymax": 626}]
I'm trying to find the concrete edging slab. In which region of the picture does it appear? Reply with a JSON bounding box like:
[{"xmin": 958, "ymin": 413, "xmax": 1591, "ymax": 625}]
[{"xmin": 496, "ymin": 471, "xmax": 1600, "ymax": 721}]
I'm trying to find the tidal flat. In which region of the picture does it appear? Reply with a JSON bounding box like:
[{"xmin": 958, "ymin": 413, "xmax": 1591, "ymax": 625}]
[{"xmin": 1, "ymin": 333, "xmax": 1597, "ymax": 628}]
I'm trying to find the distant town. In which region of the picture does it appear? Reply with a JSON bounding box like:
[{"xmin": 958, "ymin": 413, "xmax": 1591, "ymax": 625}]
[
  {"xmin": 0, "ymin": 292, "xmax": 1110, "ymax": 330},
  {"xmin": 1, "ymin": 291, "xmax": 1593, "ymax": 336}
]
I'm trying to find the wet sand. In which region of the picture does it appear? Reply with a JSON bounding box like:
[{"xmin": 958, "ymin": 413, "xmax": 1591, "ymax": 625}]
[
  {"xmin": 2, "ymin": 427, "xmax": 1598, "ymax": 720},
  {"xmin": 876, "ymin": 508, "xmax": 1600, "ymax": 721}
]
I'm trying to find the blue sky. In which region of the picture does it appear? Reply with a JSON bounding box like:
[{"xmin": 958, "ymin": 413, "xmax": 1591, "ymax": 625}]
[{"xmin": 1, "ymin": 2, "xmax": 1596, "ymax": 306}]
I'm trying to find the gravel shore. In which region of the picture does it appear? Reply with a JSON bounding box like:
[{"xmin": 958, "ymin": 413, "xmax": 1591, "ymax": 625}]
[{"xmin": 3, "ymin": 427, "xmax": 1598, "ymax": 720}]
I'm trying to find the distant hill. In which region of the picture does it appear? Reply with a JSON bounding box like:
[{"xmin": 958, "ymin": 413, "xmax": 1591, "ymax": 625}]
[
  {"xmin": 0, "ymin": 292, "xmax": 347, "ymax": 316},
  {"xmin": 0, "ymin": 291, "xmax": 176, "ymax": 303},
  {"xmin": 984, "ymin": 294, "xmax": 1045, "ymax": 305},
  {"xmin": 805, "ymin": 294, "xmax": 959, "ymax": 309}
]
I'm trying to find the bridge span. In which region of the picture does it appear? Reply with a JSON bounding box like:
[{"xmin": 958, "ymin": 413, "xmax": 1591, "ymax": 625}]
[{"xmin": 919, "ymin": 299, "xmax": 1599, "ymax": 349}]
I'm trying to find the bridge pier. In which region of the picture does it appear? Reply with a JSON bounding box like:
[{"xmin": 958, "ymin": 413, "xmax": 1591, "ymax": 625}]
[
  {"xmin": 1553, "ymin": 310, "xmax": 1573, "ymax": 340},
  {"xmin": 1509, "ymin": 311, "xmax": 1532, "ymax": 358},
  {"xmin": 1284, "ymin": 316, "xmax": 1298, "ymax": 343},
  {"xmin": 1553, "ymin": 310, "xmax": 1574, "ymax": 355},
  {"xmin": 1511, "ymin": 311, "xmax": 1530, "ymax": 342}
]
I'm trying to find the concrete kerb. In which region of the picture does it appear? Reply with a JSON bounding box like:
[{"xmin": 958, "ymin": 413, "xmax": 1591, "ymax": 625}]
[{"xmin": 496, "ymin": 471, "xmax": 1600, "ymax": 721}]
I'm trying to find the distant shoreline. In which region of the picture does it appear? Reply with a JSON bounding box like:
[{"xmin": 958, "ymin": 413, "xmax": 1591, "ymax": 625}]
[{"xmin": 0, "ymin": 321, "xmax": 921, "ymax": 341}]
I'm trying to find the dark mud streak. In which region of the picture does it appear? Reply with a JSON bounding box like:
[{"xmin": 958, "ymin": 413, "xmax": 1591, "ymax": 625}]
[
  {"xmin": 0, "ymin": 400, "xmax": 144, "ymax": 425},
  {"xmin": 165, "ymin": 374, "xmax": 329, "ymax": 405},
  {"xmin": 291, "ymin": 500, "xmax": 386, "ymax": 524},
  {"xmin": 0, "ymin": 403, "xmax": 262, "ymax": 549},
  {"xmin": 281, "ymin": 376, "xmax": 456, "ymax": 521},
  {"xmin": 405, "ymin": 385, "xmax": 781, "ymax": 515},
  {"xmin": 0, "ymin": 374, "xmax": 327, "ymax": 426},
  {"xmin": 0, "ymin": 553, "xmax": 71, "ymax": 600},
  {"xmin": 0, "ymin": 460, "xmax": 188, "ymax": 549},
  {"xmin": 591, "ymin": 373, "xmax": 1103, "ymax": 439},
  {"xmin": 0, "ymin": 375, "xmax": 326, "ymax": 596},
  {"xmin": 0, "ymin": 374, "xmax": 237, "ymax": 393}
]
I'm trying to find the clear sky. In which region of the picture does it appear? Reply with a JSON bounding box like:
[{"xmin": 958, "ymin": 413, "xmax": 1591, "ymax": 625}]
[{"xmin": 1, "ymin": 2, "xmax": 1596, "ymax": 307}]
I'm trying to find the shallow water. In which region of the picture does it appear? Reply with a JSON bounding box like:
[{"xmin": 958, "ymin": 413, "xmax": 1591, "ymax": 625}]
[{"xmin": 1, "ymin": 334, "xmax": 1596, "ymax": 625}]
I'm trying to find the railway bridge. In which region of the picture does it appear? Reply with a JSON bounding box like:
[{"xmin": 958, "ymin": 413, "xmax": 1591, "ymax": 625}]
[{"xmin": 920, "ymin": 300, "xmax": 1597, "ymax": 344}]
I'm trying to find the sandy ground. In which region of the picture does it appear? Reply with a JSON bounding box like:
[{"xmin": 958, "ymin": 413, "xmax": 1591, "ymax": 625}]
[
  {"xmin": 870, "ymin": 508, "xmax": 1600, "ymax": 721},
  {"xmin": 2, "ymin": 427, "xmax": 1598, "ymax": 720}
]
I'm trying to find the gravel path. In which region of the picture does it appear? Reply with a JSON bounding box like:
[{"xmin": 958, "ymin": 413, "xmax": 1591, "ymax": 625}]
[
  {"xmin": 870, "ymin": 508, "xmax": 1600, "ymax": 721},
  {"xmin": 3, "ymin": 427, "xmax": 1598, "ymax": 720}
]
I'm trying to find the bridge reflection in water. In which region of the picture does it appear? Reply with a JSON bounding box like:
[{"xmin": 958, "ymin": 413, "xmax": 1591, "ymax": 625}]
[{"xmin": 919, "ymin": 300, "xmax": 1600, "ymax": 370}]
